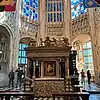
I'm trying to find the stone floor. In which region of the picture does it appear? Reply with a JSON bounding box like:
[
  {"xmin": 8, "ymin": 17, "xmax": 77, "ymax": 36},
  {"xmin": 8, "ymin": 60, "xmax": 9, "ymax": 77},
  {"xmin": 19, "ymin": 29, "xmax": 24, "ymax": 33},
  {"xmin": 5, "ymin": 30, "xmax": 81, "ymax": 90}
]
[{"xmin": 81, "ymin": 82, "xmax": 100, "ymax": 100}]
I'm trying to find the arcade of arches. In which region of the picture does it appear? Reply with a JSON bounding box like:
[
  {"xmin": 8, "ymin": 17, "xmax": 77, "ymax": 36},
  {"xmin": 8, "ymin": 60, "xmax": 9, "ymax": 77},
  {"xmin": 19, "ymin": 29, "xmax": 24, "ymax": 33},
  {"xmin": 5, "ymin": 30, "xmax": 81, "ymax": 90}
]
[{"xmin": 0, "ymin": 0, "xmax": 100, "ymax": 87}]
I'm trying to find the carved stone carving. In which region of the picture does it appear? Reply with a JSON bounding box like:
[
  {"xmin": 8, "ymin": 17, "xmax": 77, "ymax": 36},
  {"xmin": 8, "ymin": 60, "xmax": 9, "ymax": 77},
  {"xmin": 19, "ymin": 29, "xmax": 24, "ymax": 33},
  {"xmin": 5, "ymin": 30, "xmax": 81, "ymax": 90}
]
[
  {"xmin": 94, "ymin": 8, "xmax": 100, "ymax": 25},
  {"xmin": 28, "ymin": 39, "xmax": 36, "ymax": 47},
  {"xmin": 0, "ymin": 12, "xmax": 16, "ymax": 32},
  {"xmin": 71, "ymin": 14, "xmax": 91, "ymax": 37},
  {"xmin": 20, "ymin": 17, "xmax": 39, "ymax": 38},
  {"xmin": 46, "ymin": 23, "xmax": 64, "ymax": 36},
  {"xmin": 70, "ymin": 14, "xmax": 91, "ymax": 41},
  {"xmin": 39, "ymin": 36, "xmax": 69, "ymax": 47}
]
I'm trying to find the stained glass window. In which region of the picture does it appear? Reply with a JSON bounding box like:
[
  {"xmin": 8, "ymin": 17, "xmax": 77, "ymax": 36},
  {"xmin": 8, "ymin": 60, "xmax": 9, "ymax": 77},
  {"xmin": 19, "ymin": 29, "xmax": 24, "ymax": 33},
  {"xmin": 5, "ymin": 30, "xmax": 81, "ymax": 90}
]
[
  {"xmin": 46, "ymin": 0, "xmax": 63, "ymax": 22},
  {"xmin": 83, "ymin": 41, "xmax": 94, "ymax": 72},
  {"xmin": 71, "ymin": 0, "xmax": 87, "ymax": 19},
  {"xmin": 22, "ymin": 0, "xmax": 39, "ymax": 21},
  {"xmin": 18, "ymin": 44, "xmax": 28, "ymax": 64}
]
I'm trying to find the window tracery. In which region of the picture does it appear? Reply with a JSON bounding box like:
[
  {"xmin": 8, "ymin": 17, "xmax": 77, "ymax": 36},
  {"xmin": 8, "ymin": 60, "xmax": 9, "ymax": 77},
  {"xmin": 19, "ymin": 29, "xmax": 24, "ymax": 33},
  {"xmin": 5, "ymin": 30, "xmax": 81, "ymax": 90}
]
[{"xmin": 46, "ymin": 0, "xmax": 63, "ymax": 22}]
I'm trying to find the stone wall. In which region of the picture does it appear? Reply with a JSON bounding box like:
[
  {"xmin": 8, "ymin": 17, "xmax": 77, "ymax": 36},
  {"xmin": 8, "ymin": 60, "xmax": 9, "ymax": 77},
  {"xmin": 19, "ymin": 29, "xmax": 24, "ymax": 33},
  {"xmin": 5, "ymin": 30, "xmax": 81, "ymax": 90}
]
[{"xmin": 33, "ymin": 80, "xmax": 65, "ymax": 96}]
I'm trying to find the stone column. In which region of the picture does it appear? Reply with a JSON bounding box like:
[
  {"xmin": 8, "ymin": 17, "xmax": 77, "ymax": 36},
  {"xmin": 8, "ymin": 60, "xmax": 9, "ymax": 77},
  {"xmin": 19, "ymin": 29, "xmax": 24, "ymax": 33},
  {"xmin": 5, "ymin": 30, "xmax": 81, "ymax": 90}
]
[
  {"xmin": 56, "ymin": 60, "xmax": 60, "ymax": 77},
  {"xmin": 27, "ymin": 58, "xmax": 30, "ymax": 77},
  {"xmin": 13, "ymin": 0, "xmax": 22, "ymax": 70},
  {"xmin": 88, "ymin": 9, "xmax": 97, "ymax": 77},
  {"xmin": 41, "ymin": 61, "xmax": 44, "ymax": 78},
  {"xmin": 63, "ymin": 0, "xmax": 71, "ymax": 41},
  {"xmin": 33, "ymin": 60, "xmax": 36, "ymax": 76},
  {"xmin": 39, "ymin": 0, "xmax": 46, "ymax": 40},
  {"xmin": 65, "ymin": 57, "xmax": 69, "ymax": 77}
]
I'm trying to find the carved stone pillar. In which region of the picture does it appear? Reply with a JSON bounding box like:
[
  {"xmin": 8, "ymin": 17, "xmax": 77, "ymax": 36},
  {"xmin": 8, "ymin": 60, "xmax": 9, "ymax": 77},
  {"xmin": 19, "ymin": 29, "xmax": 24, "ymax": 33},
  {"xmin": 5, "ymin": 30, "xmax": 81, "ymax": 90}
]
[
  {"xmin": 63, "ymin": 0, "xmax": 71, "ymax": 40},
  {"xmin": 88, "ymin": 9, "xmax": 97, "ymax": 76},
  {"xmin": 65, "ymin": 57, "xmax": 69, "ymax": 77},
  {"xmin": 56, "ymin": 60, "xmax": 59, "ymax": 77},
  {"xmin": 39, "ymin": 0, "xmax": 46, "ymax": 39},
  {"xmin": 33, "ymin": 61, "xmax": 36, "ymax": 76},
  {"xmin": 41, "ymin": 61, "xmax": 44, "ymax": 78}
]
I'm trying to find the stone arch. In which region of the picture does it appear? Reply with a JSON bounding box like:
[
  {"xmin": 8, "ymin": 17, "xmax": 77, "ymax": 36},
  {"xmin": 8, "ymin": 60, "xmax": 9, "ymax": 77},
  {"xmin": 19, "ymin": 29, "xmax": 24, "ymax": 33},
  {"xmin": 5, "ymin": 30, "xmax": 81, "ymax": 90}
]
[
  {"xmin": 19, "ymin": 37, "xmax": 36, "ymax": 46},
  {"xmin": 0, "ymin": 25, "xmax": 13, "ymax": 87},
  {"xmin": 71, "ymin": 34, "xmax": 94, "ymax": 74},
  {"xmin": 71, "ymin": 34, "xmax": 91, "ymax": 45},
  {"xmin": 18, "ymin": 37, "xmax": 36, "ymax": 68}
]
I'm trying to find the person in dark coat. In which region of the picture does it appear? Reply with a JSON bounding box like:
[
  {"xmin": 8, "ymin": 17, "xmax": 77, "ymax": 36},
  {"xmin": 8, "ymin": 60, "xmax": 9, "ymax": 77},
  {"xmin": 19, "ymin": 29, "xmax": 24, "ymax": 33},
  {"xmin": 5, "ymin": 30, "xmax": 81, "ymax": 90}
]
[
  {"xmin": 8, "ymin": 69, "xmax": 14, "ymax": 89},
  {"xmin": 87, "ymin": 70, "xmax": 91, "ymax": 86},
  {"xmin": 16, "ymin": 67, "xmax": 23, "ymax": 88}
]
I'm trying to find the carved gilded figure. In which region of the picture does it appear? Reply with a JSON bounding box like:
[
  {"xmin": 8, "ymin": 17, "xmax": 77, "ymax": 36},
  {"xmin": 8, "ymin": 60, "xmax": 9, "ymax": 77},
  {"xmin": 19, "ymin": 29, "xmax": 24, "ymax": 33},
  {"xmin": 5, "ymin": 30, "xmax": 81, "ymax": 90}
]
[
  {"xmin": 29, "ymin": 39, "xmax": 36, "ymax": 47},
  {"xmin": 45, "ymin": 36, "xmax": 51, "ymax": 47},
  {"xmin": 62, "ymin": 37, "xmax": 69, "ymax": 46}
]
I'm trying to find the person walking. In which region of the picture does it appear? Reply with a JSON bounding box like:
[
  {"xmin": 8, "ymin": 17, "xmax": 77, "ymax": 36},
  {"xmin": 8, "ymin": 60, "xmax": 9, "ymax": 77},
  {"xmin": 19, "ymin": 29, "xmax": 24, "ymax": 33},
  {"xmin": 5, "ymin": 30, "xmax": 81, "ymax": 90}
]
[
  {"xmin": 81, "ymin": 69, "xmax": 85, "ymax": 85},
  {"xmin": 16, "ymin": 67, "xmax": 23, "ymax": 88},
  {"xmin": 8, "ymin": 69, "xmax": 15, "ymax": 89},
  {"xmin": 87, "ymin": 70, "xmax": 91, "ymax": 86}
]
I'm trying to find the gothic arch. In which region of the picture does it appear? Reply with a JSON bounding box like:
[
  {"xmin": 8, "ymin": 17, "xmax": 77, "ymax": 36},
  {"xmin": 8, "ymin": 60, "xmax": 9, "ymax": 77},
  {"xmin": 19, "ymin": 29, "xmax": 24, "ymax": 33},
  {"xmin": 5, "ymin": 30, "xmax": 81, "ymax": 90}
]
[
  {"xmin": 0, "ymin": 25, "xmax": 13, "ymax": 87},
  {"xmin": 71, "ymin": 34, "xmax": 91, "ymax": 45}
]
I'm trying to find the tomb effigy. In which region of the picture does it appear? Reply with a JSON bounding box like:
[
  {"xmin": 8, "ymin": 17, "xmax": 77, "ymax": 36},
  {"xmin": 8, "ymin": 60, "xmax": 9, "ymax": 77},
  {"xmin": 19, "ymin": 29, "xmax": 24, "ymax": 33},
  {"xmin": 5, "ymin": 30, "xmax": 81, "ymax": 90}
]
[{"xmin": 25, "ymin": 36, "xmax": 71, "ymax": 96}]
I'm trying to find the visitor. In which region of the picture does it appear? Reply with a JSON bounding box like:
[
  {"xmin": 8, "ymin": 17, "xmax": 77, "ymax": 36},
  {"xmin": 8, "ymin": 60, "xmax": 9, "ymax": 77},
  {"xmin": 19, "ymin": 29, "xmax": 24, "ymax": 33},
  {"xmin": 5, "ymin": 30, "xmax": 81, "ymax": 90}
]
[
  {"xmin": 81, "ymin": 69, "xmax": 85, "ymax": 85},
  {"xmin": 8, "ymin": 69, "xmax": 15, "ymax": 89},
  {"xmin": 16, "ymin": 67, "xmax": 23, "ymax": 88},
  {"xmin": 87, "ymin": 70, "xmax": 91, "ymax": 86}
]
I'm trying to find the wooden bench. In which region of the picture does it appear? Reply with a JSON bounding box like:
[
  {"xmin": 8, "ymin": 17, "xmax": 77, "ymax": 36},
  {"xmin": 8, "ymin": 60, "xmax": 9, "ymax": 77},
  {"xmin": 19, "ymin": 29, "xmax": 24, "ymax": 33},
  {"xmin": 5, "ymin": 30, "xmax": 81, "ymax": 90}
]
[
  {"xmin": 0, "ymin": 91, "xmax": 34, "ymax": 100},
  {"xmin": 52, "ymin": 92, "xmax": 90, "ymax": 100}
]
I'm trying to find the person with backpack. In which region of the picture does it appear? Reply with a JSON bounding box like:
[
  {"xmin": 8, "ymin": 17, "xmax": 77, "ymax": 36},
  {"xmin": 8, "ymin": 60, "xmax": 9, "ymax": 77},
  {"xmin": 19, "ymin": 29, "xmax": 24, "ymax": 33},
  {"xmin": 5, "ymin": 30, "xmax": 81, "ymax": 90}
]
[{"xmin": 8, "ymin": 69, "xmax": 15, "ymax": 89}]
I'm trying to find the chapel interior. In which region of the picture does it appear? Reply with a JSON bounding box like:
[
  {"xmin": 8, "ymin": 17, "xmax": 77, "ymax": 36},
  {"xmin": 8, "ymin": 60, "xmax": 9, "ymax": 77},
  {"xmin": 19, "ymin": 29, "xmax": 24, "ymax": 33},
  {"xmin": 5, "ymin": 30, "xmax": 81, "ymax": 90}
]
[{"xmin": 0, "ymin": 0, "xmax": 100, "ymax": 99}]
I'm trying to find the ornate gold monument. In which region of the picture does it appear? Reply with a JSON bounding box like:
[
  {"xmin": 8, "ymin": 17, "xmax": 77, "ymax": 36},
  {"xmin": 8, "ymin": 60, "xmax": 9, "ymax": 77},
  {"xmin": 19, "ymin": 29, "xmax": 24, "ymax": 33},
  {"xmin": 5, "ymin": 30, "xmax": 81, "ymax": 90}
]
[{"xmin": 25, "ymin": 37, "xmax": 71, "ymax": 96}]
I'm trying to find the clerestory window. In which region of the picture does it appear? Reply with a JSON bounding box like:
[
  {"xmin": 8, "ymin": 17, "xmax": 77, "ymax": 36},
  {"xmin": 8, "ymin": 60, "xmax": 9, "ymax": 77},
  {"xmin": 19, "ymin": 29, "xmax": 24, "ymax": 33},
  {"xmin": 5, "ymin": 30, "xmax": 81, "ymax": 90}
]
[{"xmin": 46, "ymin": 0, "xmax": 64, "ymax": 22}]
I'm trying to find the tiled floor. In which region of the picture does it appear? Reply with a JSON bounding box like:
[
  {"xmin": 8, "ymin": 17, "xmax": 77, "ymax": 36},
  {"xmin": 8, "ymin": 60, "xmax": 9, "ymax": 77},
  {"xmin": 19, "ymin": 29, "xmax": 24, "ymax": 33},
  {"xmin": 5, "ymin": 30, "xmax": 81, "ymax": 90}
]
[
  {"xmin": 81, "ymin": 82, "xmax": 100, "ymax": 100},
  {"xmin": 90, "ymin": 94, "xmax": 100, "ymax": 100}
]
